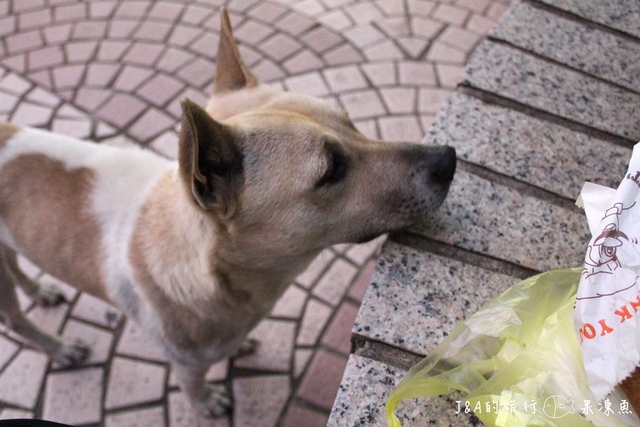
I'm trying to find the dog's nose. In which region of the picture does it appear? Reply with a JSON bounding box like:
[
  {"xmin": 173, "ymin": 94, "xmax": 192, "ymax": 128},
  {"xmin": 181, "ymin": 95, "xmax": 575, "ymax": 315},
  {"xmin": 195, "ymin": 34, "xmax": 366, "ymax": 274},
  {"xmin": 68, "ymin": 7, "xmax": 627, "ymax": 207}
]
[{"xmin": 427, "ymin": 145, "xmax": 457, "ymax": 183}]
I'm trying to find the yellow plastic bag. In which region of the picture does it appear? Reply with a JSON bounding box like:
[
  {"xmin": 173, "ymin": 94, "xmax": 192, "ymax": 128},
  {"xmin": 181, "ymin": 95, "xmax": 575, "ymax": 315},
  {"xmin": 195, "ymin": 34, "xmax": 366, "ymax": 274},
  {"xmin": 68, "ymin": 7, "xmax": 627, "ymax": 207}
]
[{"xmin": 386, "ymin": 269, "xmax": 635, "ymax": 427}]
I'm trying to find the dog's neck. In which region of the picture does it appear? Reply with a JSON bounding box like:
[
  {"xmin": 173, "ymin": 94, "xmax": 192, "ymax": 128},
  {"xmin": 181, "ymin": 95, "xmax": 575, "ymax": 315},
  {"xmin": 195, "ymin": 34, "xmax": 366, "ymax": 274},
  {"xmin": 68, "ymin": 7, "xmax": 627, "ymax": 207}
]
[{"xmin": 130, "ymin": 168, "xmax": 317, "ymax": 318}]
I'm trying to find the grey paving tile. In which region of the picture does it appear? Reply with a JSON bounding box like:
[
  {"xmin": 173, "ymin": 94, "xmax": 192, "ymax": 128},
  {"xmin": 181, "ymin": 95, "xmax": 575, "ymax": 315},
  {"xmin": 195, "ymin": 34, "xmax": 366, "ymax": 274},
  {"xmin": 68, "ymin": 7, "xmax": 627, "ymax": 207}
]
[
  {"xmin": 463, "ymin": 41, "xmax": 640, "ymax": 141},
  {"xmin": 428, "ymin": 92, "xmax": 631, "ymax": 199},
  {"xmin": 328, "ymin": 354, "xmax": 475, "ymax": 426},
  {"xmin": 105, "ymin": 357, "xmax": 167, "ymax": 410},
  {"xmin": 538, "ymin": 0, "xmax": 640, "ymax": 38},
  {"xmin": 0, "ymin": 349, "xmax": 49, "ymax": 409},
  {"xmin": 233, "ymin": 375, "xmax": 290, "ymax": 427},
  {"xmin": 354, "ymin": 241, "xmax": 516, "ymax": 355},
  {"xmin": 105, "ymin": 406, "xmax": 166, "ymax": 427},
  {"xmin": 168, "ymin": 390, "xmax": 230, "ymax": 427},
  {"xmin": 234, "ymin": 319, "xmax": 296, "ymax": 372},
  {"xmin": 413, "ymin": 169, "xmax": 590, "ymax": 271},
  {"xmin": 492, "ymin": 1, "xmax": 640, "ymax": 92},
  {"xmin": 42, "ymin": 367, "xmax": 103, "ymax": 425}
]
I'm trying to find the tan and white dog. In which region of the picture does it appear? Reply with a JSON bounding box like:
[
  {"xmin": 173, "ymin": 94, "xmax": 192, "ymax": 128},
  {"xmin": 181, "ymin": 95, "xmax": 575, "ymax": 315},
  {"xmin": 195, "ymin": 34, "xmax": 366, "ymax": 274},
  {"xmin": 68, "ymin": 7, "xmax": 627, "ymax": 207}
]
[{"xmin": 0, "ymin": 9, "xmax": 455, "ymax": 417}]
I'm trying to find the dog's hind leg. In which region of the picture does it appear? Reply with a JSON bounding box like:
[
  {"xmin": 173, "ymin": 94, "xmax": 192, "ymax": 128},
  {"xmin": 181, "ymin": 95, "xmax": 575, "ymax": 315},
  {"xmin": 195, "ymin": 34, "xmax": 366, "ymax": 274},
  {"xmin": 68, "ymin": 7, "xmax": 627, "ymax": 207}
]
[
  {"xmin": 0, "ymin": 244, "xmax": 89, "ymax": 367},
  {"xmin": 4, "ymin": 251, "xmax": 66, "ymax": 307}
]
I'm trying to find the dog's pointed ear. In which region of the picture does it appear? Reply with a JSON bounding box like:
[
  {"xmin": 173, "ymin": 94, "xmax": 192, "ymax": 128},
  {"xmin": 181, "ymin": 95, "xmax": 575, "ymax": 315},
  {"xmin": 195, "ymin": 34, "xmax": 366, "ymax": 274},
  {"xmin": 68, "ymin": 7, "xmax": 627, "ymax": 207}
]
[
  {"xmin": 213, "ymin": 7, "xmax": 258, "ymax": 94},
  {"xmin": 178, "ymin": 98, "xmax": 244, "ymax": 217}
]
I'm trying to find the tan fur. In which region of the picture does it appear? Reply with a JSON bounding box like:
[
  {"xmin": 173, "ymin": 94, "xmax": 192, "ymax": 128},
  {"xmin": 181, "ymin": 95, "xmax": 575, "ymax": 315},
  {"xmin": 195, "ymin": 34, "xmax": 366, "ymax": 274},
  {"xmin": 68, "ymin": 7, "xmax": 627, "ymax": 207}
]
[
  {"xmin": 0, "ymin": 154, "xmax": 107, "ymax": 300},
  {"xmin": 0, "ymin": 123, "xmax": 18, "ymax": 148}
]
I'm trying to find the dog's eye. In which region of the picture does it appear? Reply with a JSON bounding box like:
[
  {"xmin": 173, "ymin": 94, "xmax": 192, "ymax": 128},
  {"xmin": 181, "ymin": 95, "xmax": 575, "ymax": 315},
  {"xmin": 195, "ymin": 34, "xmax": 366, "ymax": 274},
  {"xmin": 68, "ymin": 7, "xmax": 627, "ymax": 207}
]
[{"xmin": 316, "ymin": 146, "xmax": 348, "ymax": 188}]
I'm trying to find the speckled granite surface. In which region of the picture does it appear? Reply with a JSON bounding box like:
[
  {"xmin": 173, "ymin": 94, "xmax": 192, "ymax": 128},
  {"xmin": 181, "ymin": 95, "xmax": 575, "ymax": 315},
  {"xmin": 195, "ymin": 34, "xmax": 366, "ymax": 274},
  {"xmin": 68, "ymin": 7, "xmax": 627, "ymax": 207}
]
[
  {"xmin": 414, "ymin": 170, "xmax": 590, "ymax": 272},
  {"xmin": 463, "ymin": 41, "xmax": 640, "ymax": 141},
  {"xmin": 492, "ymin": 2, "xmax": 640, "ymax": 92},
  {"xmin": 427, "ymin": 93, "xmax": 631, "ymax": 199},
  {"xmin": 332, "ymin": 0, "xmax": 640, "ymax": 425},
  {"xmin": 537, "ymin": 0, "xmax": 640, "ymax": 38},
  {"xmin": 327, "ymin": 355, "xmax": 476, "ymax": 427},
  {"xmin": 353, "ymin": 241, "xmax": 517, "ymax": 356}
]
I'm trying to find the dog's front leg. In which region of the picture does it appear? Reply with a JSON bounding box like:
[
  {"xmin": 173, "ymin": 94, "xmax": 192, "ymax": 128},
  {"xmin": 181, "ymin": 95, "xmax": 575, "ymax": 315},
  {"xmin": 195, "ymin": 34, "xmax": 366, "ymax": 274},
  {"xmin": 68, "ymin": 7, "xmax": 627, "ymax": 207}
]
[{"xmin": 171, "ymin": 360, "xmax": 232, "ymax": 418}]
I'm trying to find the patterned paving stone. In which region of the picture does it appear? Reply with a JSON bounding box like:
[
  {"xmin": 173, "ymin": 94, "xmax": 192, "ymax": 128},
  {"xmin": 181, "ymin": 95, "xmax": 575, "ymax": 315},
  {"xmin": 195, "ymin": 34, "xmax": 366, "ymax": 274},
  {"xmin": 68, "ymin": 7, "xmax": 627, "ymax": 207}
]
[
  {"xmin": 105, "ymin": 357, "xmax": 167, "ymax": 410},
  {"xmin": 0, "ymin": 349, "xmax": 49, "ymax": 409},
  {"xmin": 42, "ymin": 367, "xmax": 103, "ymax": 425}
]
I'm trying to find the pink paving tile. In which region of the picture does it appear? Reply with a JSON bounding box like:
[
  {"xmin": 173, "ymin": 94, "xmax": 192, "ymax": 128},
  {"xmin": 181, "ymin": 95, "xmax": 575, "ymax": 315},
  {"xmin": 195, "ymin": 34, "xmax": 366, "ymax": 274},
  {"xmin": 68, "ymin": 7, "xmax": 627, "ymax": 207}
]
[
  {"xmin": 6, "ymin": 30, "xmax": 43, "ymax": 55},
  {"xmin": 398, "ymin": 60, "xmax": 438, "ymax": 86},
  {"xmin": 157, "ymin": 47, "xmax": 194, "ymax": 73},
  {"xmin": 411, "ymin": 17, "xmax": 444, "ymax": 40},
  {"xmin": 344, "ymin": 2, "xmax": 384, "ymax": 24},
  {"xmin": 113, "ymin": 66, "xmax": 153, "ymax": 91},
  {"xmin": 456, "ymin": 0, "xmax": 491, "ymax": 13},
  {"xmin": 321, "ymin": 301, "xmax": 359, "ymax": 355},
  {"xmin": 234, "ymin": 19, "xmax": 274, "ymax": 45},
  {"xmin": 177, "ymin": 57, "xmax": 214, "ymax": 88},
  {"xmin": 0, "ymin": 72, "xmax": 34, "ymax": 96},
  {"xmin": 97, "ymin": 40, "xmax": 130, "ymax": 61},
  {"xmin": 65, "ymin": 41, "xmax": 97, "ymax": 63},
  {"xmin": 54, "ymin": 3, "xmax": 87, "ymax": 23},
  {"xmin": 42, "ymin": 367, "xmax": 103, "ymax": 425},
  {"xmin": 295, "ymin": 249, "xmax": 335, "ymax": 289},
  {"xmin": 281, "ymin": 404, "xmax": 329, "ymax": 427},
  {"xmin": 259, "ymin": 33, "xmax": 302, "ymax": 62},
  {"xmin": 62, "ymin": 319, "xmax": 114, "ymax": 365},
  {"xmin": 97, "ymin": 93, "xmax": 146, "ymax": 128},
  {"xmin": 233, "ymin": 375, "xmax": 290, "ymax": 427},
  {"xmin": 43, "ymin": 23, "xmax": 72, "ymax": 44},
  {"xmin": 0, "ymin": 335, "xmax": 19, "ymax": 371},
  {"xmin": 105, "ymin": 406, "xmax": 166, "ymax": 427},
  {"xmin": 438, "ymin": 26, "xmax": 482, "ymax": 52},
  {"xmin": 408, "ymin": 0, "xmax": 437, "ymax": 16},
  {"xmin": 26, "ymin": 302, "xmax": 70, "ymax": 335},
  {"xmin": 247, "ymin": 2, "xmax": 288, "ymax": 23},
  {"xmin": 323, "ymin": 65, "xmax": 368, "ymax": 93},
  {"xmin": 343, "ymin": 24, "xmax": 385, "ymax": 49},
  {"xmin": 283, "ymin": 71, "xmax": 329, "ymax": 97},
  {"xmin": 274, "ymin": 11, "xmax": 316, "ymax": 36},
  {"xmin": 27, "ymin": 46, "xmax": 64, "ymax": 71},
  {"xmin": 11, "ymin": 102, "xmax": 52, "ymax": 127},
  {"xmin": 324, "ymin": 44, "xmax": 364, "ymax": 66},
  {"xmin": 380, "ymin": 87, "xmax": 417, "ymax": 114},
  {"xmin": 312, "ymin": 258, "xmax": 359, "ymax": 306},
  {"xmin": 271, "ymin": 285, "xmax": 307, "ymax": 319},
  {"xmin": 136, "ymin": 73, "xmax": 185, "ymax": 107},
  {"xmin": 318, "ymin": 10, "xmax": 356, "ymax": 32},
  {"xmin": 419, "ymin": 87, "xmax": 451, "ymax": 114},
  {"xmin": 435, "ymin": 63, "xmax": 465, "ymax": 88},
  {"xmin": 85, "ymin": 62, "xmax": 119, "ymax": 87},
  {"xmin": 297, "ymin": 298, "xmax": 333, "ymax": 346},
  {"xmin": 12, "ymin": 0, "xmax": 45, "ymax": 14},
  {"xmin": 252, "ymin": 59, "xmax": 287, "ymax": 82},
  {"xmin": 128, "ymin": 107, "xmax": 175, "ymax": 142},
  {"xmin": 234, "ymin": 319, "xmax": 296, "ymax": 372},
  {"xmin": 51, "ymin": 64, "xmax": 86, "ymax": 91},
  {"xmin": 0, "ymin": 408, "xmax": 33, "ymax": 420},
  {"xmin": 168, "ymin": 390, "xmax": 230, "ymax": 427},
  {"xmin": 75, "ymin": 87, "xmax": 111, "ymax": 111},
  {"xmin": 364, "ymin": 39, "xmax": 404, "ymax": 61},
  {"xmin": 283, "ymin": 50, "xmax": 324, "ymax": 74},
  {"xmin": 116, "ymin": 319, "xmax": 168, "ymax": 363},
  {"xmin": 296, "ymin": 349, "xmax": 348, "ymax": 410},
  {"xmin": 114, "ymin": 1, "xmax": 150, "ymax": 19},
  {"xmin": 348, "ymin": 258, "xmax": 378, "ymax": 302},
  {"xmin": 123, "ymin": 42, "xmax": 164, "ymax": 66},
  {"xmin": 339, "ymin": 89, "xmax": 386, "ymax": 120},
  {"xmin": 89, "ymin": 2, "xmax": 117, "ymax": 19},
  {"xmin": 147, "ymin": 2, "xmax": 185, "ymax": 21},
  {"xmin": 187, "ymin": 32, "xmax": 220, "ymax": 59},
  {"xmin": 108, "ymin": 20, "xmax": 139, "ymax": 39},
  {"xmin": 105, "ymin": 357, "xmax": 167, "ymax": 410},
  {"xmin": 379, "ymin": 115, "xmax": 424, "ymax": 142},
  {"xmin": 291, "ymin": 0, "xmax": 326, "ymax": 17},
  {"xmin": 0, "ymin": 16, "xmax": 16, "ymax": 38},
  {"xmin": 134, "ymin": 21, "xmax": 173, "ymax": 42},
  {"xmin": 70, "ymin": 292, "xmax": 123, "ymax": 329},
  {"xmin": 0, "ymin": 349, "xmax": 49, "ymax": 409},
  {"xmin": 427, "ymin": 41, "xmax": 468, "ymax": 64},
  {"xmin": 361, "ymin": 62, "xmax": 397, "ymax": 86},
  {"xmin": 72, "ymin": 20, "xmax": 108, "ymax": 39},
  {"xmin": 18, "ymin": 9, "xmax": 51, "ymax": 31},
  {"xmin": 301, "ymin": 26, "xmax": 343, "ymax": 53},
  {"xmin": 432, "ymin": 4, "xmax": 470, "ymax": 25},
  {"xmin": 466, "ymin": 13, "xmax": 498, "ymax": 35}
]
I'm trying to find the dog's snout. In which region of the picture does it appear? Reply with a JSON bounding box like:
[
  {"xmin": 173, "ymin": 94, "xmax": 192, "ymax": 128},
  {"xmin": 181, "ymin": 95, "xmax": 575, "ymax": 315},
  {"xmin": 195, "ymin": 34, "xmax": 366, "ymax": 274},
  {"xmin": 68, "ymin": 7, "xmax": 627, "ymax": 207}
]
[{"xmin": 427, "ymin": 146, "xmax": 457, "ymax": 183}]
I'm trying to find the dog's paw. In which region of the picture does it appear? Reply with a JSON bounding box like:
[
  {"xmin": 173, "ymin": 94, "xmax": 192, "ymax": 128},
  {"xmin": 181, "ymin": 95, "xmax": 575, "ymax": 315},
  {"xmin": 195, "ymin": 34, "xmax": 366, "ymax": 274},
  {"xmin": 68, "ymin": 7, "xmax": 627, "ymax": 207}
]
[
  {"xmin": 195, "ymin": 384, "xmax": 232, "ymax": 418},
  {"xmin": 52, "ymin": 337, "xmax": 90, "ymax": 368},
  {"xmin": 234, "ymin": 338, "xmax": 259, "ymax": 358},
  {"xmin": 33, "ymin": 282, "xmax": 66, "ymax": 307}
]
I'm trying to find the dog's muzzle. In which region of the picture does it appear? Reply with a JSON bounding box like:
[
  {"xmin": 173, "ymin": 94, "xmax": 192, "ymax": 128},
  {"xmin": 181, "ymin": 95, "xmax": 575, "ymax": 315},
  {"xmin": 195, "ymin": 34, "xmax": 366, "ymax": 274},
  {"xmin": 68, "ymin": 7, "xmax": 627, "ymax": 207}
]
[{"xmin": 426, "ymin": 145, "xmax": 457, "ymax": 184}]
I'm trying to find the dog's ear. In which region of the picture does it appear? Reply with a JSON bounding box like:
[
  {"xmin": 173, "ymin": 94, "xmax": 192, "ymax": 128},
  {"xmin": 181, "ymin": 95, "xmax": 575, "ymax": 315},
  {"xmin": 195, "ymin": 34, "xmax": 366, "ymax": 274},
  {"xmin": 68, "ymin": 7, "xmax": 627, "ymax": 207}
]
[
  {"xmin": 213, "ymin": 7, "xmax": 258, "ymax": 94},
  {"xmin": 178, "ymin": 98, "xmax": 244, "ymax": 217}
]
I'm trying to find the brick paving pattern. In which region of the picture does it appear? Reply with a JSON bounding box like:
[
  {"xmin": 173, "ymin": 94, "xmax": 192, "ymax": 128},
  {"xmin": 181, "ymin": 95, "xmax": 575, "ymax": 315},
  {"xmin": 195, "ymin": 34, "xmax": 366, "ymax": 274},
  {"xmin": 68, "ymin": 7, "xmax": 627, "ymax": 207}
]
[{"xmin": 0, "ymin": 0, "xmax": 509, "ymax": 425}]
